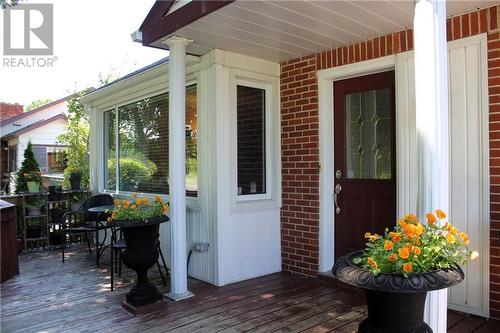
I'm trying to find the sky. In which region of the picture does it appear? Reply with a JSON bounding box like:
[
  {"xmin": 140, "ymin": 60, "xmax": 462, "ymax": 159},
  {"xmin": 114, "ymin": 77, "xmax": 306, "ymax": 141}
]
[{"xmin": 0, "ymin": 0, "xmax": 167, "ymax": 106}]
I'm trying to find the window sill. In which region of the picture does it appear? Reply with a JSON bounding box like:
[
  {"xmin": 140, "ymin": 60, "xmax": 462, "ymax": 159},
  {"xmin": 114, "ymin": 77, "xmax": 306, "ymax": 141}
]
[{"xmin": 99, "ymin": 190, "xmax": 200, "ymax": 212}]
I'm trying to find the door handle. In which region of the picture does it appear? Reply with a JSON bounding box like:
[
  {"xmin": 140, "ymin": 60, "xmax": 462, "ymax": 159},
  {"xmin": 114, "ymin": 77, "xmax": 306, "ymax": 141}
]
[{"xmin": 333, "ymin": 183, "xmax": 342, "ymax": 214}]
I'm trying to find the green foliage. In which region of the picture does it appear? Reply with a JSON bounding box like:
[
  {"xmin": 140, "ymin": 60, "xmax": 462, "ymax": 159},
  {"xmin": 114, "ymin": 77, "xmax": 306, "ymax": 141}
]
[
  {"xmin": 15, "ymin": 141, "xmax": 42, "ymax": 193},
  {"xmin": 24, "ymin": 98, "xmax": 52, "ymax": 112},
  {"xmin": 57, "ymin": 89, "xmax": 93, "ymax": 189},
  {"xmin": 1, "ymin": 0, "xmax": 21, "ymax": 9},
  {"xmin": 107, "ymin": 158, "xmax": 157, "ymax": 191}
]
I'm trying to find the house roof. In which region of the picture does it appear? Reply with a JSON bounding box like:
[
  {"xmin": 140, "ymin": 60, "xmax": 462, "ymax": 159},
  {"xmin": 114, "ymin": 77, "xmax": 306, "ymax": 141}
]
[
  {"xmin": 138, "ymin": 0, "xmax": 498, "ymax": 62},
  {"xmin": 1, "ymin": 114, "xmax": 67, "ymax": 140},
  {"xmin": 1, "ymin": 94, "xmax": 72, "ymax": 126},
  {"xmin": 82, "ymin": 57, "xmax": 169, "ymax": 99}
]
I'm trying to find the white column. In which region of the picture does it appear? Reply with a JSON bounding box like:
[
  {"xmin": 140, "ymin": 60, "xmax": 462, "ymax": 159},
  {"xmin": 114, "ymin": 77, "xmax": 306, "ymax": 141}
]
[
  {"xmin": 165, "ymin": 36, "xmax": 193, "ymax": 301},
  {"xmin": 414, "ymin": 0, "xmax": 449, "ymax": 331}
]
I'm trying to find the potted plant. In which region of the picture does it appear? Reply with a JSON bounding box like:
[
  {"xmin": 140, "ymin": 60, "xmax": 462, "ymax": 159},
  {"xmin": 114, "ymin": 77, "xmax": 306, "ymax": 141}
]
[
  {"xmin": 26, "ymin": 196, "xmax": 44, "ymax": 216},
  {"xmin": 107, "ymin": 195, "xmax": 170, "ymax": 309},
  {"xmin": 67, "ymin": 168, "xmax": 83, "ymax": 190},
  {"xmin": 70, "ymin": 193, "xmax": 84, "ymax": 211},
  {"xmin": 49, "ymin": 202, "xmax": 66, "ymax": 225},
  {"xmin": 47, "ymin": 179, "xmax": 63, "ymax": 201},
  {"xmin": 15, "ymin": 141, "xmax": 42, "ymax": 194},
  {"xmin": 26, "ymin": 218, "xmax": 43, "ymax": 239},
  {"xmin": 332, "ymin": 210, "xmax": 478, "ymax": 333}
]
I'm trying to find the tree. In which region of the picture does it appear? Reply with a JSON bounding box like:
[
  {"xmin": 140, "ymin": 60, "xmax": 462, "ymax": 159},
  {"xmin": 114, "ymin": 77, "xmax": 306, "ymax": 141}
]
[
  {"xmin": 15, "ymin": 141, "xmax": 42, "ymax": 193},
  {"xmin": 24, "ymin": 98, "xmax": 53, "ymax": 112},
  {"xmin": 57, "ymin": 90, "xmax": 92, "ymax": 189}
]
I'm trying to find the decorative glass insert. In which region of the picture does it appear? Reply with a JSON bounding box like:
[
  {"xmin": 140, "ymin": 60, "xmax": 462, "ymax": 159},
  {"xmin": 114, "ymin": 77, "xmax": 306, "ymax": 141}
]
[
  {"xmin": 345, "ymin": 88, "xmax": 391, "ymax": 179},
  {"xmin": 237, "ymin": 85, "xmax": 266, "ymax": 195}
]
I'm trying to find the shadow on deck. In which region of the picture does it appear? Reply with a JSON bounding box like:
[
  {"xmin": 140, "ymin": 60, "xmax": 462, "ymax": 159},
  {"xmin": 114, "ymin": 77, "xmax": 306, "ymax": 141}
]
[{"xmin": 0, "ymin": 247, "xmax": 498, "ymax": 332}]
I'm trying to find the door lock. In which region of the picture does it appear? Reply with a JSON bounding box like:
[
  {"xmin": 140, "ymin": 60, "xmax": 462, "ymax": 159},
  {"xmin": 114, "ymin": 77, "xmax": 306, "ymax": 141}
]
[{"xmin": 335, "ymin": 170, "xmax": 342, "ymax": 179}]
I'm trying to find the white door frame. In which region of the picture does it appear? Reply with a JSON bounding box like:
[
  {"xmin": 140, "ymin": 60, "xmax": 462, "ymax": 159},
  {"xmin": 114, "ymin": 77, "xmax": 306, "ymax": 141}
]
[{"xmin": 317, "ymin": 55, "xmax": 397, "ymax": 272}]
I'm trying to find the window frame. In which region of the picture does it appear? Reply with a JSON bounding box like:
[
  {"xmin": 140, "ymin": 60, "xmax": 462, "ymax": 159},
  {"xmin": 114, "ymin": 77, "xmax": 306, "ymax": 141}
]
[
  {"xmin": 101, "ymin": 81, "xmax": 199, "ymax": 197},
  {"xmin": 234, "ymin": 78, "xmax": 273, "ymax": 202}
]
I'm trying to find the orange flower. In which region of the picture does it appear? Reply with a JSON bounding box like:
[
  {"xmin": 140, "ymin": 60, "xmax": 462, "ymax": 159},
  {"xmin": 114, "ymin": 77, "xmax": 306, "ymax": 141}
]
[
  {"xmin": 405, "ymin": 214, "xmax": 418, "ymax": 223},
  {"xmin": 390, "ymin": 232, "xmax": 402, "ymax": 243},
  {"xmin": 367, "ymin": 257, "xmax": 378, "ymax": 269},
  {"xmin": 154, "ymin": 195, "xmax": 162, "ymax": 202},
  {"xmin": 162, "ymin": 204, "xmax": 169, "ymax": 214},
  {"xmin": 131, "ymin": 204, "xmax": 137, "ymax": 210},
  {"xmin": 459, "ymin": 232, "xmax": 470, "ymax": 245},
  {"xmin": 436, "ymin": 209, "xmax": 446, "ymax": 219},
  {"xmin": 107, "ymin": 217, "xmax": 112, "ymax": 223},
  {"xmin": 388, "ymin": 253, "xmax": 398, "ymax": 263},
  {"xmin": 398, "ymin": 247, "xmax": 410, "ymax": 259},
  {"xmin": 413, "ymin": 246, "xmax": 421, "ymax": 255},
  {"xmin": 403, "ymin": 223, "xmax": 416, "ymax": 239},
  {"xmin": 426, "ymin": 213, "xmax": 436, "ymax": 225},
  {"xmin": 131, "ymin": 193, "xmax": 138, "ymax": 199},
  {"xmin": 446, "ymin": 233, "xmax": 456, "ymax": 244},
  {"xmin": 415, "ymin": 223, "xmax": 425, "ymax": 237},
  {"xmin": 403, "ymin": 262, "xmax": 413, "ymax": 273},
  {"xmin": 445, "ymin": 222, "xmax": 453, "ymax": 232},
  {"xmin": 364, "ymin": 233, "xmax": 380, "ymax": 242},
  {"xmin": 384, "ymin": 240, "xmax": 394, "ymax": 251}
]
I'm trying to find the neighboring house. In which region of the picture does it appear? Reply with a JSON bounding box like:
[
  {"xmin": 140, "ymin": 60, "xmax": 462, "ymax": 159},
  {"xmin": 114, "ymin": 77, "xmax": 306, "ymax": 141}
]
[
  {"xmin": 81, "ymin": 0, "xmax": 500, "ymax": 328},
  {"xmin": 0, "ymin": 97, "xmax": 70, "ymax": 177}
]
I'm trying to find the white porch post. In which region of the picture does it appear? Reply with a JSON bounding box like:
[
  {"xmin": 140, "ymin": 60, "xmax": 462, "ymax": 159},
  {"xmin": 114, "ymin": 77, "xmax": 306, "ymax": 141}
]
[
  {"xmin": 165, "ymin": 36, "xmax": 193, "ymax": 301},
  {"xmin": 414, "ymin": 0, "xmax": 449, "ymax": 331}
]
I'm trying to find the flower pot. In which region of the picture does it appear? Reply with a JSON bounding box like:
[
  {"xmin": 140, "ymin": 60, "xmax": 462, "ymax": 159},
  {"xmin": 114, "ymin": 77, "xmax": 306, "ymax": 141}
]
[
  {"xmin": 48, "ymin": 185, "xmax": 62, "ymax": 201},
  {"xmin": 27, "ymin": 181, "xmax": 40, "ymax": 193},
  {"xmin": 26, "ymin": 206, "xmax": 42, "ymax": 216},
  {"xmin": 69, "ymin": 174, "xmax": 82, "ymax": 190},
  {"xmin": 26, "ymin": 225, "xmax": 42, "ymax": 239},
  {"xmin": 332, "ymin": 251, "xmax": 465, "ymax": 333},
  {"xmin": 111, "ymin": 215, "xmax": 169, "ymax": 308}
]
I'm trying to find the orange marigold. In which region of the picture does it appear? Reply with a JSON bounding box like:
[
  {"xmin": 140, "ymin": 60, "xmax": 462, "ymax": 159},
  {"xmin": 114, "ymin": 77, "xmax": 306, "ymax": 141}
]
[
  {"xmin": 459, "ymin": 232, "xmax": 470, "ymax": 245},
  {"xmin": 405, "ymin": 213, "xmax": 418, "ymax": 222},
  {"xmin": 398, "ymin": 247, "xmax": 410, "ymax": 259},
  {"xmin": 446, "ymin": 233, "xmax": 456, "ymax": 244},
  {"xmin": 384, "ymin": 240, "xmax": 394, "ymax": 251},
  {"xmin": 436, "ymin": 209, "xmax": 446, "ymax": 219},
  {"xmin": 413, "ymin": 246, "xmax": 421, "ymax": 255},
  {"xmin": 388, "ymin": 253, "xmax": 398, "ymax": 263},
  {"xmin": 390, "ymin": 232, "xmax": 402, "ymax": 243},
  {"xmin": 367, "ymin": 257, "xmax": 378, "ymax": 269},
  {"xmin": 131, "ymin": 193, "xmax": 138, "ymax": 199},
  {"xmin": 403, "ymin": 262, "xmax": 413, "ymax": 273},
  {"xmin": 154, "ymin": 195, "xmax": 162, "ymax": 202},
  {"xmin": 426, "ymin": 213, "xmax": 437, "ymax": 225}
]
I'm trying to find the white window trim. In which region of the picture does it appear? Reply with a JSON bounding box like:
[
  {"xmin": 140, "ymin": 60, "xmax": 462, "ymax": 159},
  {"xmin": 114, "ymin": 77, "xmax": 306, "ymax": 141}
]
[
  {"xmin": 235, "ymin": 78, "xmax": 273, "ymax": 202},
  {"xmin": 100, "ymin": 80, "xmax": 199, "ymax": 205}
]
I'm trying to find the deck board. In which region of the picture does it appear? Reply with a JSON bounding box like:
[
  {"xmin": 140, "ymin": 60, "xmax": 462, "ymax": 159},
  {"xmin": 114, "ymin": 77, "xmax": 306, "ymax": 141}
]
[{"xmin": 0, "ymin": 247, "xmax": 497, "ymax": 332}]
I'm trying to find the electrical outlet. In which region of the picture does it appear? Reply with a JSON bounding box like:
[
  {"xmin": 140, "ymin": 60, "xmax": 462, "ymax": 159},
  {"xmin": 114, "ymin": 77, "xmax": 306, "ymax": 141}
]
[{"xmin": 191, "ymin": 242, "xmax": 209, "ymax": 253}]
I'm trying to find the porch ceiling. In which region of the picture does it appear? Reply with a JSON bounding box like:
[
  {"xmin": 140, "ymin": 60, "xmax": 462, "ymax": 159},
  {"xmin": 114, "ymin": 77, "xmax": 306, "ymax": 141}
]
[{"xmin": 145, "ymin": 0, "xmax": 496, "ymax": 63}]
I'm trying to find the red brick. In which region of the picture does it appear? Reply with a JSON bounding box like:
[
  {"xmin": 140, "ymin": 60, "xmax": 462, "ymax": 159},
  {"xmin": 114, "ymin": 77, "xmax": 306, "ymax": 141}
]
[
  {"xmin": 481, "ymin": 9, "xmax": 489, "ymax": 33},
  {"xmin": 491, "ymin": 6, "xmax": 498, "ymax": 31},
  {"xmin": 447, "ymin": 18, "xmax": 453, "ymax": 41},
  {"xmin": 471, "ymin": 11, "xmax": 479, "ymax": 35},
  {"xmin": 453, "ymin": 16, "xmax": 461, "ymax": 40},
  {"xmin": 462, "ymin": 13, "xmax": 471, "ymax": 38}
]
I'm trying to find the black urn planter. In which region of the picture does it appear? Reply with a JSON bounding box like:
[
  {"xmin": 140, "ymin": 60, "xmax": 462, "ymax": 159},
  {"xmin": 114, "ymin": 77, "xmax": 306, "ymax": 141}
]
[
  {"xmin": 332, "ymin": 251, "xmax": 464, "ymax": 333},
  {"xmin": 111, "ymin": 215, "xmax": 169, "ymax": 311},
  {"xmin": 69, "ymin": 174, "xmax": 82, "ymax": 190}
]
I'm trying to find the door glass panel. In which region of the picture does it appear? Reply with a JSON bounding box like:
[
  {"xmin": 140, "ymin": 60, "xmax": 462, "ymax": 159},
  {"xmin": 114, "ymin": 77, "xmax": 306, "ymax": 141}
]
[{"xmin": 345, "ymin": 88, "xmax": 391, "ymax": 179}]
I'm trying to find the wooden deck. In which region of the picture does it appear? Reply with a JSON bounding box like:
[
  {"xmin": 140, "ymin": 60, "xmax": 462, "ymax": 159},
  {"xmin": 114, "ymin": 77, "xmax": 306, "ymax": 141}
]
[{"xmin": 1, "ymin": 247, "xmax": 498, "ymax": 333}]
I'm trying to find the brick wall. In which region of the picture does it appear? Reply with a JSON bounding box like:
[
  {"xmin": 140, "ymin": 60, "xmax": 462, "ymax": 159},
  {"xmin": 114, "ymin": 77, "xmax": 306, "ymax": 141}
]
[
  {"xmin": 280, "ymin": 4, "xmax": 500, "ymax": 318},
  {"xmin": 0, "ymin": 102, "xmax": 23, "ymax": 122}
]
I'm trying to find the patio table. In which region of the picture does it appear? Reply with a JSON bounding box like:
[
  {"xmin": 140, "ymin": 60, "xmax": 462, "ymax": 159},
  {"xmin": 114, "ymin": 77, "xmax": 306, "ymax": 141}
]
[{"xmin": 87, "ymin": 205, "xmax": 114, "ymax": 266}]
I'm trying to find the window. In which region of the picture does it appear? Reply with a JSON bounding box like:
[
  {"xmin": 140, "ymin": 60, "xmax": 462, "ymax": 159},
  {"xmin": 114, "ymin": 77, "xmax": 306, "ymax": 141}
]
[
  {"xmin": 236, "ymin": 85, "xmax": 266, "ymax": 196},
  {"xmin": 103, "ymin": 109, "xmax": 116, "ymax": 190},
  {"xmin": 47, "ymin": 147, "xmax": 66, "ymax": 173},
  {"xmin": 103, "ymin": 85, "xmax": 198, "ymax": 196}
]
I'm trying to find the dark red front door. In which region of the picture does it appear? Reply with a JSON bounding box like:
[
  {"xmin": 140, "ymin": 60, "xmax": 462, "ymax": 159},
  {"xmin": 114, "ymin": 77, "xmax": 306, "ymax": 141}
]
[{"xmin": 333, "ymin": 71, "xmax": 396, "ymax": 259}]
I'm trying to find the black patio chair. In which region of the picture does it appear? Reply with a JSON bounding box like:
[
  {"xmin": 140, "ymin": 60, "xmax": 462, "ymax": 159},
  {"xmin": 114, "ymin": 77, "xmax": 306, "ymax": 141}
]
[{"xmin": 61, "ymin": 194, "xmax": 114, "ymax": 266}]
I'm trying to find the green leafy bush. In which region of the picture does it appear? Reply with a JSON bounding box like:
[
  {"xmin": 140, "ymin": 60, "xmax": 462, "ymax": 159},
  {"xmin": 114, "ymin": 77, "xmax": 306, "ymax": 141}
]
[
  {"xmin": 107, "ymin": 158, "xmax": 157, "ymax": 191},
  {"xmin": 15, "ymin": 141, "xmax": 42, "ymax": 193}
]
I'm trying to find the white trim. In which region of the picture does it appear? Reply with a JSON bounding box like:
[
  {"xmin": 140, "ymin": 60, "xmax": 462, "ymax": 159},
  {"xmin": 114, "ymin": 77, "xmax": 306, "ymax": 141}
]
[{"xmin": 317, "ymin": 55, "xmax": 396, "ymax": 272}]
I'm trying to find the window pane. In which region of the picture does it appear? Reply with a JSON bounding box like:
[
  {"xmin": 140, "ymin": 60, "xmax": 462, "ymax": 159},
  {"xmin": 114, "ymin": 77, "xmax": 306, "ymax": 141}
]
[
  {"xmin": 47, "ymin": 148, "xmax": 66, "ymax": 173},
  {"xmin": 345, "ymin": 88, "xmax": 392, "ymax": 179},
  {"xmin": 112, "ymin": 85, "xmax": 198, "ymax": 195},
  {"xmin": 237, "ymin": 85, "xmax": 266, "ymax": 195},
  {"xmin": 103, "ymin": 109, "xmax": 116, "ymax": 191}
]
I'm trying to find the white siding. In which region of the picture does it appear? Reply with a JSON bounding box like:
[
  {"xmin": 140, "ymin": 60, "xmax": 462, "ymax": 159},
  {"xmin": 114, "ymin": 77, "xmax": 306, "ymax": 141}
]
[
  {"xmin": 17, "ymin": 118, "xmax": 68, "ymax": 169},
  {"xmin": 1, "ymin": 101, "xmax": 67, "ymax": 137},
  {"xmin": 396, "ymin": 35, "xmax": 489, "ymax": 317}
]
